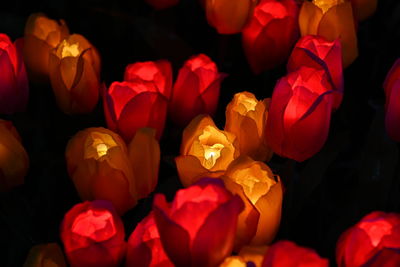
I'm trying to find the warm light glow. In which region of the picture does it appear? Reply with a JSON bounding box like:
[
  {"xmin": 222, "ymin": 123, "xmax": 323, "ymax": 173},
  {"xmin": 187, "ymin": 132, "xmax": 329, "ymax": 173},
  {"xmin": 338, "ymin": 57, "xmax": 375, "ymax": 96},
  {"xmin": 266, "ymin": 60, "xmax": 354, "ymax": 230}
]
[
  {"xmin": 313, "ymin": 0, "xmax": 345, "ymax": 13},
  {"xmin": 359, "ymin": 220, "xmax": 393, "ymax": 247},
  {"xmin": 203, "ymin": 143, "xmax": 225, "ymax": 169},
  {"xmin": 57, "ymin": 39, "xmax": 81, "ymax": 58},
  {"xmin": 236, "ymin": 93, "xmax": 257, "ymax": 115},
  {"xmin": 84, "ymin": 132, "xmax": 118, "ymax": 160},
  {"xmin": 96, "ymin": 143, "xmax": 108, "ymax": 157},
  {"xmin": 220, "ymin": 256, "xmax": 247, "ymax": 267},
  {"xmin": 196, "ymin": 126, "xmax": 228, "ymax": 169}
]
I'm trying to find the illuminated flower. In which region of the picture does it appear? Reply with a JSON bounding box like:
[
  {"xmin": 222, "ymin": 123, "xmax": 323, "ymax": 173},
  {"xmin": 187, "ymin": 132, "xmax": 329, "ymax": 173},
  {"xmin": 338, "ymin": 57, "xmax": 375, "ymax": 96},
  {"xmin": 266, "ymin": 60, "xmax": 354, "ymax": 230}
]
[
  {"xmin": 383, "ymin": 59, "xmax": 400, "ymax": 142},
  {"xmin": 336, "ymin": 211, "xmax": 400, "ymax": 267},
  {"xmin": 363, "ymin": 248, "xmax": 400, "ymax": 267},
  {"xmin": 60, "ymin": 200, "xmax": 126, "ymax": 267},
  {"xmin": 220, "ymin": 256, "xmax": 247, "ymax": 267},
  {"xmin": 299, "ymin": 0, "xmax": 358, "ymax": 68},
  {"xmin": 287, "ymin": 35, "xmax": 343, "ymax": 109},
  {"xmin": 128, "ymin": 128, "xmax": 160, "ymax": 200},
  {"xmin": 65, "ymin": 127, "xmax": 137, "ymax": 215},
  {"xmin": 0, "ymin": 34, "xmax": 29, "ymax": 114},
  {"xmin": 204, "ymin": 0, "xmax": 256, "ymax": 34},
  {"xmin": 265, "ymin": 67, "xmax": 334, "ymax": 162},
  {"xmin": 169, "ymin": 54, "xmax": 226, "ymax": 126},
  {"xmin": 175, "ymin": 115, "xmax": 238, "ymax": 187},
  {"xmin": 0, "ymin": 120, "xmax": 29, "ymax": 192},
  {"xmin": 126, "ymin": 212, "xmax": 173, "ymax": 267},
  {"xmin": 153, "ymin": 178, "xmax": 244, "ymax": 267},
  {"xmin": 238, "ymin": 246, "xmax": 268, "ymax": 267},
  {"xmin": 350, "ymin": 0, "xmax": 377, "ymax": 21},
  {"xmin": 262, "ymin": 240, "xmax": 329, "ymax": 266},
  {"xmin": 23, "ymin": 13, "xmax": 69, "ymax": 82},
  {"xmin": 242, "ymin": 0, "xmax": 299, "ymax": 74},
  {"xmin": 225, "ymin": 92, "xmax": 272, "ymax": 161},
  {"xmin": 49, "ymin": 34, "xmax": 101, "ymax": 114},
  {"xmin": 145, "ymin": 0, "xmax": 179, "ymax": 10},
  {"xmin": 222, "ymin": 156, "xmax": 282, "ymax": 250},
  {"xmin": 23, "ymin": 243, "xmax": 66, "ymax": 267}
]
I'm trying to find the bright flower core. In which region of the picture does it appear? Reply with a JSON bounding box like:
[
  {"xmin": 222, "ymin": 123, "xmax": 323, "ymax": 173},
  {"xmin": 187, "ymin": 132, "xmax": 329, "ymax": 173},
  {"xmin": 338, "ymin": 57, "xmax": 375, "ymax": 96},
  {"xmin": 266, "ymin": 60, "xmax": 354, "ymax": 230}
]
[
  {"xmin": 84, "ymin": 132, "xmax": 118, "ymax": 160},
  {"xmin": 57, "ymin": 39, "xmax": 81, "ymax": 58},
  {"xmin": 313, "ymin": 0, "xmax": 345, "ymax": 13}
]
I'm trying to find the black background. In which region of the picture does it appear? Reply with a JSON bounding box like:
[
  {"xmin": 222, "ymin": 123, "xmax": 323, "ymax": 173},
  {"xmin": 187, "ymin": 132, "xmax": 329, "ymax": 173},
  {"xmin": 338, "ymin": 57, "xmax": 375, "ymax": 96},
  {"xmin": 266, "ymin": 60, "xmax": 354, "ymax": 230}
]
[{"xmin": 1, "ymin": 0, "xmax": 400, "ymax": 266}]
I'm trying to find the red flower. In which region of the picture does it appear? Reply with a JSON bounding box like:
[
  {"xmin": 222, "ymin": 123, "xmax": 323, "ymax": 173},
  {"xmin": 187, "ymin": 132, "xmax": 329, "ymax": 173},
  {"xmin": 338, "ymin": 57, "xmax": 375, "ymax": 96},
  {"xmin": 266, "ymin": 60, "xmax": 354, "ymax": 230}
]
[
  {"xmin": 145, "ymin": 0, "xmax": 179, "ymax": 10},
  {"xmin": 153, "ymin": 178, "xmax": 243, "ymax": 267},
  {"xmin": 126, "ymin": 212, "xmax": 173, "ymax": 267},
  {"xmin": 169, "ymin": 54, "xmax": 226, "ymax": 126},
  {"xmin": 287, "ymin": 34, "xmax": 343, "ymax": 109},
  {"xmin": 262, "ymin": 240, "xmax": 329, "ymax": 267},
  {"xmin": 60, "ymin": 200, "xmax": 126, "ymax": 267},
  {"xmin": 242, "ymin": 0, "xmax": 299, "ymax": 74},
  {"xmin": 336, "ymin": 211, "xmax": 400, "ymax": 267},
  {"xmin": 0, "ymin": 34, "xmax": 29, "ymax": 114},
  {"xmin": 265, "ymin": 66, "xmax": 334, "ymax": 162},
  {"xmin": 383, "ymin": 59, "xmax": 400, "ymax": 142},
  {"xmin": 104, "ymin": 60, "xmax": 172, "ymax": 141}
]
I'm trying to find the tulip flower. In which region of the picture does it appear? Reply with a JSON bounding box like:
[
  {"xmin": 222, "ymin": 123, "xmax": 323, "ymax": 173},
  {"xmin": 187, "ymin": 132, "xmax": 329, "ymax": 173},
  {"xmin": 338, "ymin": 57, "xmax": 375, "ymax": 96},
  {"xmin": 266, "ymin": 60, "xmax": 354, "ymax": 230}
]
[
  {"xmin": 175, "ymin": 115, "xmax": 239, "ymax": 187},
  {"xmin": 145, "ymin": 0, "xmax": 179, "ymax": 10},
  {"xmin": 65, "ymin": 127, "xmax": 137, "ymax": 215},
  {"xmin": 153, "ymin": 178, "xmax": 244, "ymax": 267},
  {"xmin": 128, "ymin": 128, "xmax": 160, "ymax": 200},
  {"xmin": 222, "ymin": 156, "xmax": 282, "ymax": 249},
  {"xmin": 350, "ymin": 0, "xmax": 377, "ymax": 21},
  {"xmin": 299, "ymin": 0, "xmax": 358, "ymax": 68},
  {"xmin": 242, "ymin": 0, "xmax": 299, "ymax": 74},
  {"xmin": 23, "ymin": 243, "xmax": 66, "ymax": 267},
  {"xmin": 49, "ymin": 34, "xmax": 101, "ymax": 114},
  {"xmin": 225, "ymin": 92, "xmax": 273, "ymax": 161},
  {"xmin": 262, "ymin": 240, "xmax": 329, "ymax": 266},
  {"xmin": 126, "ymin": 212, "xmax": 173, "ymax": 267},
  {"xmin": 336, "ymin": 211, "xmax": 400, "ymax": 267},
  {"xmin": 383, "ymin": 58, "xmax": 400, "ymax": 142},
  {"xmin": 0, "ymin": 120, "xmax": 29, "ymax": 192},
  {"xmin": 204, "ymin": 0, "xmax": 256, "ymax": 34},
  {"xmin": 0, "ymin": 34, "xmax": 29, "ymax": 114},
  {"xmin": 287, "ymin": 35, "xmax": 343, "ymax": 109},
  {"xmin": 23, "ymin": 13, "xmax": 69, "ymax": 82},
  {"xmin": 363, "ymin": 248, "xmax": 400, "ymax": 267},
  {"xmin": 169, "ymin": 54, "xmax": 226, "ymax": 126},
  {"xmin": 60, "ymin": 200, "xmax": 126, "ymax": 267},
  {"xmin": 220, "ymin": 256, "xmax": 247, "ymax": 267},
  {"xmin": 238, "ymin": 245, "xmax": 268, "ymax": 267},
  {"xmin": 265, "ymin": 66, "xmax": 334, "ymax": 162}
]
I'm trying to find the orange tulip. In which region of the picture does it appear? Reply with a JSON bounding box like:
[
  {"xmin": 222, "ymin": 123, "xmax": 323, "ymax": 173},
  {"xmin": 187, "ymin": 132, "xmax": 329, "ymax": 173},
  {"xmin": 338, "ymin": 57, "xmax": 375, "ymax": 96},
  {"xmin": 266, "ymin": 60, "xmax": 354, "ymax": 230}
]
[
  {"xmin": 23, "ymin": 13, "xmax": 69, "ymax": 82},
  {"xmin": 49, "ymin": 34, "xmax": 101, "ymax": 114},
  {"xmin": 222, "ymin": 156, "xmax": 282, "ymax": 250},
  {"xmin": 220, "ymin": 256, "xmax": 247, "ymax": 267},
  {"xmin": 299, "ymin": 0, "xmax": 358, "ymax": 68},
  {"xmin": 65, "ymin": 127, "xmax": 137, "ymax": 215},
  {"xmin": 350, "ymin": 0, "xmax": 377, "ymax": 21},
  {"xmin": 23, "ymin": 243, "xmax": 66, "ymax": 267},
  {"xmin": 0, "ymin": 120, "xmax": 29, "ymax": 192},
  {"xmin": 175, "ymin": 115, "xmax": 239, "ymax": 187},
  {"xmin": 225, "ymin": 92, "xmax": 272, "ymax": 162}
]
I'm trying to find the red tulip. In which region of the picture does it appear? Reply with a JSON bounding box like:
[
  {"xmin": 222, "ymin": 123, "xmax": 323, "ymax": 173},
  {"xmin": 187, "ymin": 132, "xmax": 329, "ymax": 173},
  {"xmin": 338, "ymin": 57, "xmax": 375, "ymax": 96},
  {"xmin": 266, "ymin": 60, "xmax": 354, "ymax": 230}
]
[
  {"xmin": 145, "ymin": 0, "xmax": 179, "ymax": 10},
  {"xmin": 242, "ymin": 0, "xmax": 299, "ymax": 74},
  {"xmin": 169, "ymin": 54, "xmax": 226, "ymax": 126},
  {"xmin": 265, "ymin": 66, "xmax": 334, "ymax": 162},
  {"xmin": 363, "ymin": 248, "xmax": 400, "ymax": 267},
  {"xmin": 60, "ymin": 200, "xmax": 126, "ymax": 267},
  {"xmin": 126, "ymin": 212, "xmax": 173, "ymax": 267},
  {"xmin": 383, "ymin": 59, "xmax": 400, "ymax": 142},
  {"xmin": 153, "ymin": 178, "xmax": 243, "ymax": 267},
  {"xmin": 262, "ymin": 240, "xmax": 329, "ymax": 267},
  {"xmin": 336, "ymin": 211, "xmax": 400, "ymax": 267},
  {"xmin": 0, "ymin": 34, "xmax": 29, "ymax": 114},
  {"xmin": 287, "ymin": 34, "xmax": 343, "ymax": 109}
]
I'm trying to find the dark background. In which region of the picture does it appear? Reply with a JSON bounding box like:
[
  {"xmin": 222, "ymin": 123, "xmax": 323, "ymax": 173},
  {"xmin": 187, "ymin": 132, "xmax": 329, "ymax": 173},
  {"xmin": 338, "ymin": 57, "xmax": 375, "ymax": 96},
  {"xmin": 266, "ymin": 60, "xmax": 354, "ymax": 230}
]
[{"xmin": 1, "ymin": 0, "xmax": 400, "ymax": 266}]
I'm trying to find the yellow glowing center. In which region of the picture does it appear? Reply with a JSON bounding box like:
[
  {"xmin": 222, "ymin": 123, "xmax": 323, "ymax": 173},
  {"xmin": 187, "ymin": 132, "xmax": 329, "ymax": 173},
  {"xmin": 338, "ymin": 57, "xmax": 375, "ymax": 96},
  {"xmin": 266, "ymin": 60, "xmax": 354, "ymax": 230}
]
[
  {"xmin": 57, "ymin": 39, "xmax": 81, "ymax": 58},
  {"xmin": 84, "ymin": 132, "xmax": 118, "ymax": 160},
  {"xmin": 96, "ymin": 143, "xmax": 108, "ymax": 157},
  {"xmin": 203, "ymin": 143, "xmax": 225, "ymax": 169},
  {"xmin": 239, "ymin": 94, "xmax": 257, "ymax": 112},
  {"xmin": 313, "ymin": 0, "xmax": 344, "ymax": 13}
]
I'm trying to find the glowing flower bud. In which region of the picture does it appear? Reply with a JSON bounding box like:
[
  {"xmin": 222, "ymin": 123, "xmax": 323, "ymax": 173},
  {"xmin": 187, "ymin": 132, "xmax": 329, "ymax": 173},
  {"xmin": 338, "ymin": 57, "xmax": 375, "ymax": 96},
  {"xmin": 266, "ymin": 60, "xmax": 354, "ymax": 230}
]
[
  {"xmin": 49, "ymin": 34, "xmax": 101, "ymax": 114},
  {"xmin": 336, "ymin": 211, "xmax": 400, "ymax": 267},
  {"xmin": 242, "ymin": 0, "xmax": 299, "ymax": 74},
  {"xmin": 169, "ymin": 54, "xmax": 226, "ymax": 126},
  {"xmin": 222, "ymin": 156, "xmax": 282, "ymax": 250},
  {"xmin": 23, "ymin": 13, "xmax": 69, "ymax": 82},
  {"xmin": 350, "ymin": 0, "xmax": 377, "ymax": 21},
  {"xmin": 0, "ymin": 120, "xmax": 29, "ymax": 192},
  {"xmin": 225, "ymin": 92, "xmax": 272, "ymax": 161},
  {"xmin": 262, "ymin": 241, "xmax": 329, "ymax": 267},
  {"xmin": 126, "ymin": 212, "xmax": 173, "ymax": 267},
  {"xmin": 60, "ymin": 200, "xmax": 126, "ymax": 267},
  {"xmin": 219, "ymin": 256, "xmax": 247, "ymax": 267},
  {"xmin": 153, "ymin": 178, "xmax": 244, "ymax": 267},
  {"xmin": 299, "ymin": 0, "xmax": 358, "ymax": 68},
  {"xmin": 383, "ymin": 58, "xmax": 400, "ymax": 142},
  {"xmin": 65, "ymin": 127, "xmax": 137, "ymax": 215},
  {"xmin": 175, "ymin": 115, "xmax": 238, "ymax": 187},
  {"xmin": 0, "ymin": 34, "xmax": 29, "ymax": 114},
  {"xmin": 145, "ymin": 0, "xmax": 179, "ymax": 10},
  {"xmin": 23, "ymin": 243, "xmax": 66, "ymax": 267}
]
